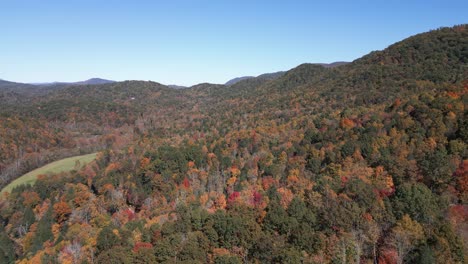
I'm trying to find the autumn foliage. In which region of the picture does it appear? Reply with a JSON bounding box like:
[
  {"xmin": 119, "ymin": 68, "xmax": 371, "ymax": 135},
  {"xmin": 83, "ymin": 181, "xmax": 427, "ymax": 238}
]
[{"xmin": 0, "ymin": 25, "xmax": 466, "ymax": 263}]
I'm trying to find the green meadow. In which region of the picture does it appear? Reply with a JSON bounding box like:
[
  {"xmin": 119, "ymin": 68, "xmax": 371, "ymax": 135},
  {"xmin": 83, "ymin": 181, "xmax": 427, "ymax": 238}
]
[{"xmin": 1, "ymin": 153, "xmax": 97, "ymax": 195}]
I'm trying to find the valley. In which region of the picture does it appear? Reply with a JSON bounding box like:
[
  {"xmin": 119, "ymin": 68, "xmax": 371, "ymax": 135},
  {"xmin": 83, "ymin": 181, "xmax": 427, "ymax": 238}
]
[
  {"xmin": 1, "ymin": 153, "xmax": 97, "ymax": 195},
  {"xmin": 0, "ymin": 25, "xmax": 466, "ymax": 263}
]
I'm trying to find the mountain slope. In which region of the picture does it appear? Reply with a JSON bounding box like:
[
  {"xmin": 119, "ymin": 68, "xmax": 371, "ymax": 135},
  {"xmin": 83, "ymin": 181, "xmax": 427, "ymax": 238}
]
[
  {"xmin": 225, "ymin": 62, "xmax": 349, "ymax": 86},
  {"xmin": 0, "ymin": 79, "xmax": 53, "ymax": 103},
  {"xmin": 225, "ymin": 76, "xmax": 255, "ymax": 86}
]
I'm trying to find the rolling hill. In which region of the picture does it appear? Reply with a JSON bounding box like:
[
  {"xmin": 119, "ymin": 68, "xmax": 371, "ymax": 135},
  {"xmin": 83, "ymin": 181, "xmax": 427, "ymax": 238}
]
[{"xmin": 0, "ymin": 25, "xmax": 466, "ymax": 263}]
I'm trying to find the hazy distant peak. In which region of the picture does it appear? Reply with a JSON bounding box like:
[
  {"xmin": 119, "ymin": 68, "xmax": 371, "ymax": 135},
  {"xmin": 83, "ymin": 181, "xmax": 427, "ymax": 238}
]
[
  {"xmin": 168, "ymin": 84, "xmax": 188, "ymax": 89},
  {"xmin": 77, "ymin": 78, "xmax": 115, "ymax": 85},
  {"xmin": 31, "ymin": 78, "xmax": 115, "ymax": 86}
]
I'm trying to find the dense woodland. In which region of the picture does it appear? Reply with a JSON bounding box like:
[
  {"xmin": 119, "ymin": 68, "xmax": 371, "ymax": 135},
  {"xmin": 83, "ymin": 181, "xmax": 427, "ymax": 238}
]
[{"xmin": 0, "ymin": 25, "xmax": 467, "ymax": 263}]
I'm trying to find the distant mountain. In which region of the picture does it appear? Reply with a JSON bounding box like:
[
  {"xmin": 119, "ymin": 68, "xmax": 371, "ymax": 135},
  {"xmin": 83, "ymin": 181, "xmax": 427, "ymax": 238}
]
[
  {"xmin": 168, "ymin": 84, "xmax": 188, "ymax": 89},
  {"xmin": 0, "ymin": 79, "xmax": 36, "ymax": 89},
  {"xmin": 315, "ymin": 61, "xmax": 349, "ymax": 68},
  {"xmin": 225, "ymin": 71, "xmax": 286, "ymax": 86},
  {"xmin": 225, "ymin": 76, "xmax": 255, "ymax": 86},
  {"xmin": 0, "ymin": 80, "xmax": 45, "ymax": 104},
  {"xmin": 225, "ymin": 62, "xmax": 348, "ymax": 86},
  {"xmin": 74, "ymin": 78, "xmax": 115, "ymax": 85},
  {"xmin": 33, "ymin": 78, "xmax": 115, "ymax": 86},
  {"xmin": 0, "ymin": 78, "xmax": 116, "ymax": 104},
  {"xmin": 256, "ymin": 71, "xmax": 286, "ymax": 80},
  {"xmin": 0, "ymin": 79, "xmax": 44, "ymax": 100}
]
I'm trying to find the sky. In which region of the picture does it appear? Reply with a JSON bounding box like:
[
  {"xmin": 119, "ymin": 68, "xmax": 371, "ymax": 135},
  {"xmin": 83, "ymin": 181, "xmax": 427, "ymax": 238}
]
[{"xmin": 1, "ymin": 1, "xmax": 467, "ymax": 86}]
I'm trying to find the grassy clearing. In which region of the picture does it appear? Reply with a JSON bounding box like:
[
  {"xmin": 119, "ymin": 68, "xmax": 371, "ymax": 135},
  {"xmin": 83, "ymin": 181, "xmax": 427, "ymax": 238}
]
[{"xmin": 1, "ymin": 153, "xmax": 97, "ymax": 195}]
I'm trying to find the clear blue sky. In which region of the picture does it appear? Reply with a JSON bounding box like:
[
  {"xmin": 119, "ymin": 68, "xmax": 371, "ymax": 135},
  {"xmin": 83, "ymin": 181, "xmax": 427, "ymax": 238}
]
[{"xmin": 1, "ymin": 0, "xmax": 467, "ymax": 86}]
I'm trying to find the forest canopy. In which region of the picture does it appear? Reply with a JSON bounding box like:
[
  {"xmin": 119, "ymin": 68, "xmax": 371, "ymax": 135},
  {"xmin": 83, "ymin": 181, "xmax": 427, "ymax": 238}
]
[{"xmin": 0, "ymin": 25, "xmax": 467, "ymax": 263}]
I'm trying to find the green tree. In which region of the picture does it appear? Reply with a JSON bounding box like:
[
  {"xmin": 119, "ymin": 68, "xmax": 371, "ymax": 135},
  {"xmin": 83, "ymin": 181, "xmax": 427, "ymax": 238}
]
[
  {"xmin": 132, "ymin": 247, "xmax": 156, "ymax": 264},
  {"xmin": 96, "ymin": 246, "xmax": 132, "ymax": 264},
  {"xmin": 250, "ymin": 233, "xmax": 283, "ymax": 263},
  {"xmin": 419, "ymin": 147, "xmax": 456, "ymax": 192},
  {"xmin": 214, "ymin": 255, "xmax": 242, "ymax": 264},
  {"xmin": 392, "ymin": 183, "xmax": 441, "ymax": 224},
  {"xmin": 274, "ymin": 247, "xmax": 302, "ymax": 264},
  {"xmin": 31, "ymin": 205, "xmax": 54, "ymax": 253},
  {"xmin": 178, "ymin": 232, "xmax": 209, "ymax": 263},
  {"xmin": 154, "ymin": 238, "xmax": 176, "ymax": 263},
  {"xmin": 96, "ymin": 226, "xmax": 121, "ymax": 254},
  {"xmin": 0, "ymin": 228, "xmax": 15, "ymax": 264},
  {"xmin": 264, "ymin": 200, "xmax": 290, "ymax": 234},
  {"xmin": 390, "ymin": 215, "xmax": 425, "ymax": 264}
]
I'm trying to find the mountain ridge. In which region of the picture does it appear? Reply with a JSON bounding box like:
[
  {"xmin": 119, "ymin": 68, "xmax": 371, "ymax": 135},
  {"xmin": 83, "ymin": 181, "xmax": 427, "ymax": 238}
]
[
  {"xmin": 32, "ymin": 77, "xmax": 115, "ymax": 86},
  {"xmin": 0, "ymin": 25, "xmax": 466, "ymax": 263},
  {"xmin": 225, "ymin": 62, "xmax": 349, "ymax": 86}
]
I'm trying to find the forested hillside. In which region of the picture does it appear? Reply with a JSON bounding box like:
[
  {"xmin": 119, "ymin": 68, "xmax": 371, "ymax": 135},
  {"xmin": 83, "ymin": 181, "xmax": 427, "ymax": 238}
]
[{"xmin": 0, "ymin": 25, "xmax": 467, "ymax": 263}]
